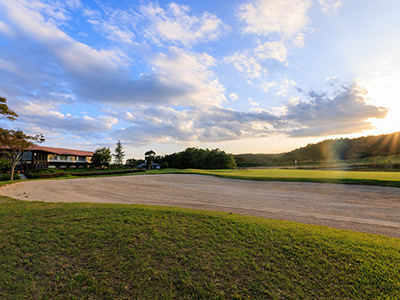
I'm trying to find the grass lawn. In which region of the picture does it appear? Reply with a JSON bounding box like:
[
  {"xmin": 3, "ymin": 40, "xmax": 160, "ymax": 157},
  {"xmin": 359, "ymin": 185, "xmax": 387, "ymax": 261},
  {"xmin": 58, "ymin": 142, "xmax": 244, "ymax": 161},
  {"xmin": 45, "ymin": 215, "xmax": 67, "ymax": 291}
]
[
  {"xmin": 147, "ymin": 168, "xmax": 400, "ymax": 187},
  {"xmin": 0, "ymin": 196, "xmax": 399, "ymax": 299}
]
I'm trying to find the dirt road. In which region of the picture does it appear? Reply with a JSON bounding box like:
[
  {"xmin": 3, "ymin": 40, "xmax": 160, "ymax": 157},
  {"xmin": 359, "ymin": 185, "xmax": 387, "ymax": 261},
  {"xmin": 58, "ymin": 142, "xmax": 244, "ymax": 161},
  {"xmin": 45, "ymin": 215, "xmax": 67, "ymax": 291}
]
[{"xmin": 2, "ymin": 174, "xmax": 400, "ymax": 237}]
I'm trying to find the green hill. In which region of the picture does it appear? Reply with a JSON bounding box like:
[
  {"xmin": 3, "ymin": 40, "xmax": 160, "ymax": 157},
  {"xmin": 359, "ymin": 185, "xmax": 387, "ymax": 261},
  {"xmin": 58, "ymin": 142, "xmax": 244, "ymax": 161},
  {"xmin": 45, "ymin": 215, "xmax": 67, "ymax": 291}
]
[{"xmin": 235, "ymin": 131, "xmax": 400, "ymax": 168}]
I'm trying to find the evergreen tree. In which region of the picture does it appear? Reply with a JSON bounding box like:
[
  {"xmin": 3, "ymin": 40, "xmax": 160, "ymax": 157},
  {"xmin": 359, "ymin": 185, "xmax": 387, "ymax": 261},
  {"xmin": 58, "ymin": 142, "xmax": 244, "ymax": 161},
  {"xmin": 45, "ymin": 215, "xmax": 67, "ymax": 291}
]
[{"xmin": 113, "ymin": 140, "xmax": 125, "ymax": 166}]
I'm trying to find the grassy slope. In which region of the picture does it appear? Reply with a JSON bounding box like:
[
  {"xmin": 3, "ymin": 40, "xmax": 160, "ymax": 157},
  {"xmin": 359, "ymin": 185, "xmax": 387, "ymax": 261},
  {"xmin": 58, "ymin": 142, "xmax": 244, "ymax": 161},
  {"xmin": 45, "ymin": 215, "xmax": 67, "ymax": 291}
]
[{"xmin": 0, "ymin": 196, "xmax": 399, "ymax": 299}]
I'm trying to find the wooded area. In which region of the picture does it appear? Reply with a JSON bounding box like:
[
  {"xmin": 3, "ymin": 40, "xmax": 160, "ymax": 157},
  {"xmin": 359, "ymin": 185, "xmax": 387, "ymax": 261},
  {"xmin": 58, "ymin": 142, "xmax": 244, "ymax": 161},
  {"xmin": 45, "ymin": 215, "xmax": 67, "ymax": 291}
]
[
  {"xmin": 160, "ymin": 147, "xmax": 237, "ymax": 169},
  {"xmin": 235, "ymin": 132, "xmax": 400, "ymax": 168}
]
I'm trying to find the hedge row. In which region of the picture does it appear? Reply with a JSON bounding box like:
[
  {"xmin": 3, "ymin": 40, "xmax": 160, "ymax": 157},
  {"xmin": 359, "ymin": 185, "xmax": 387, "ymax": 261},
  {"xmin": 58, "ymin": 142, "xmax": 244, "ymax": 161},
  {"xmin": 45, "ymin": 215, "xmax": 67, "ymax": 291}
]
[
  {"xmin": 70, "ymin": 169, "xmax": 145, "ymax": 176},
  {"xmin": 27, "ymin": 169, "xmax": 145, "ymax": 179}
]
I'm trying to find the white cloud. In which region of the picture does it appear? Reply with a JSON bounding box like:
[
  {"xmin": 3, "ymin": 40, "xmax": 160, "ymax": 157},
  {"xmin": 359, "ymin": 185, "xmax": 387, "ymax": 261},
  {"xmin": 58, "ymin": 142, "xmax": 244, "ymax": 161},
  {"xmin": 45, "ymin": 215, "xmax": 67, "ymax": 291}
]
[
  {"xmin": 256, "ymin": 41, "xmax": 288, "ymax": 62},
  {"xmin": 88, "ymin": 19, "xmax": 135, "ymax": 45},
  {"xmin": 85, "ymin": 6, "xmax": 138, "ymax": 45},
  {"xmin": 0, "ymin": 0, "xmax": 385, "ymax": 147},
  {"xmin": 229, "ymin": 93, "xmax": 239, "ymax": 101},
  {"xmin": 276, "ymin": 78, "xmax": 296, "ymax": 96},
  {"xmin": 67, "ymin": 47, "xmax": 226, "ymax": 108},
  {"xmin": 262, "ymin": 81, "xmax": 276, "ymax": 93},
  {"xmin": 281, "ymin": 83, "xmax": 388, "ymax": 136},
  {"xmin": 224, "ymin": 52, "xmax": 264, "ymax": 78},
  {"xmin": 140, "ymin": 2, "xmax": 226, "ymax": 47},
  {"xmin": 151, "ymin": 47, "xmax": 226, "ymax": 107},
  {"xmin": 317, "ymin": 0, "xmax": 342, "ymax": 13},
  {"xmin": 0, "ymin": 58, "xmax": 31, "ymax": 80},
  {"xmin": 248, "ymin": 97, "xmax": 260, "ymax": 107},
  {"xmin": 115, "ymin": 106, "xmax": 280, "ymax": 145},
  {"xmin": 114, "ymin": 82, "xmax": 388, "ymax": 144},
  {"xmin": 238, "ymin": 0, "xmax": 311, "ymax": 37},
  {"xmin": 233, "ymin": 0, "xmax": 314, "ymax": 80},
  {"xmin": 0, "ymin": 20, "xmax": 12, "ymax": 34},
  {"xmin": 0, "ymin": 1, "xmax": 226, "ymax": 108},
  {"xmin": 65, "ymin": 0, "xmax": 82, "ymax": 10},
  {"xmin": 0, "ymin": 0, "xmax": 126, "ymax": 76},
  {"xmin": 14, "ymin": 100, "xmax": 118, "ymax": 135}
]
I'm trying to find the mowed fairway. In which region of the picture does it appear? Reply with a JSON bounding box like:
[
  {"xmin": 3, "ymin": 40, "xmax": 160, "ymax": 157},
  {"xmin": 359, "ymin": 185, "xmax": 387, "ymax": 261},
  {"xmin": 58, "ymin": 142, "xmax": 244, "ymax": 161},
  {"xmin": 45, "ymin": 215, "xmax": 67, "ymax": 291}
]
[
  {"xmin": 2, "ymin": 173, "xmax": 400, "ymax": 237},
  {"xmin": 182, "ymin": 168, "xmax": 400, "ymax": 186}
]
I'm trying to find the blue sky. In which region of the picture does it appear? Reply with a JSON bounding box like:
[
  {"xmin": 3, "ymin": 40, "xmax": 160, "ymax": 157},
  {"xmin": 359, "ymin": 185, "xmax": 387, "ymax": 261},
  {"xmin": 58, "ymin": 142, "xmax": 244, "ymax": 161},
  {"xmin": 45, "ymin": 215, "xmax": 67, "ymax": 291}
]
[{"xmin": 0, "ymin": 0, "xmax": 399, "ymax": 159}]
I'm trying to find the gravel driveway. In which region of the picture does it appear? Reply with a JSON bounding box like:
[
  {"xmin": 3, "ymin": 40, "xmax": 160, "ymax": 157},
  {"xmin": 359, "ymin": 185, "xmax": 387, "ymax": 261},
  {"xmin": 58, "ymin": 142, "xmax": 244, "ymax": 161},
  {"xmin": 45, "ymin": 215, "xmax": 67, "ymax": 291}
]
[{"xmin": 2, "ymin": 174, "xmax": 400, "ymax": 237}]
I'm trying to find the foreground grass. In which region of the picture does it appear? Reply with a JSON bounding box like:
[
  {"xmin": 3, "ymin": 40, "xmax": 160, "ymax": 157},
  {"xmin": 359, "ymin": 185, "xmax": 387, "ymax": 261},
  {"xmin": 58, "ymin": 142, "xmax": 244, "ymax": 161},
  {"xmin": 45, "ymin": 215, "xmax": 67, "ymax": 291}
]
[
  {"xmin": 147, "ymin": 168, "xmax": 400, "ymax": 187},
  {"xmin": 0, "ymin": 197, "xmax": 399, "ymax": 299}
]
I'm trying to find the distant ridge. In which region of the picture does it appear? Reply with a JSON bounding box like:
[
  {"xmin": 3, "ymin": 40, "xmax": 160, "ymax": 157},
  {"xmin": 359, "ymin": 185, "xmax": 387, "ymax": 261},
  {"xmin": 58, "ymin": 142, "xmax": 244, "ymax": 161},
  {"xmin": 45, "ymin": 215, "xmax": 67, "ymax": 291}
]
[{"xmin": 234, "ymin": 131, "xmax": 400, "ymax": 167}]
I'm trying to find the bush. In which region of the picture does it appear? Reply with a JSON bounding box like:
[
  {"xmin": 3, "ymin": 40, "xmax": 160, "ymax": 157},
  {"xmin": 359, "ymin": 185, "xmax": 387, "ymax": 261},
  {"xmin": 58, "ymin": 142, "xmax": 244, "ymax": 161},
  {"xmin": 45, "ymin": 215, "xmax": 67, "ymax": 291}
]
[
  {"xmin": 0, "ymin": 173, "xmax": 21, "ymax": 181},
  {"xmin": 70, "ymin": 169, "xmax": 144, "ymax": 176},
  {"xmin": 25, "ymin": 169, "xmax": 145, "ymax": 179},
  {"xmin": 37, "ymin": 172, "xmax": 69, "ymax": 178}
]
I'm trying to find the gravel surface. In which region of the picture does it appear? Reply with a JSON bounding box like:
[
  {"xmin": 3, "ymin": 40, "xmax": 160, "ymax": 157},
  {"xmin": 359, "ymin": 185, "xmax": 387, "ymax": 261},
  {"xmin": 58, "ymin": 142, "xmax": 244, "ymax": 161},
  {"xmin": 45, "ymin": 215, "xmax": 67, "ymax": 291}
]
[{"xmin": 2, "ymin": 174, "xmax": 400, "ymax": 237}]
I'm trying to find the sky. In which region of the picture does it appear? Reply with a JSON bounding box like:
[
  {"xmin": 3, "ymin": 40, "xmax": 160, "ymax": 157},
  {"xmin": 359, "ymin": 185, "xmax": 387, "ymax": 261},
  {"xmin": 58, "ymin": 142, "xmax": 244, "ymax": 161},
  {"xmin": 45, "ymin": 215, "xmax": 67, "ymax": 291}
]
[{"xmin": 0, "ymin": 0, "xmax": 399, "ymax": 159}]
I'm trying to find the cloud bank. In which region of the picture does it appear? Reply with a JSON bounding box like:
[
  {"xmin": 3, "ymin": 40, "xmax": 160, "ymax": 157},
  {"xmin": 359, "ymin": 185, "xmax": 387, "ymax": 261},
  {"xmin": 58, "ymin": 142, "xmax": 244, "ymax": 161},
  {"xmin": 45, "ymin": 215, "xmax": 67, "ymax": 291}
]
[{"xmin": 111, "ymin": 83, "xmax": 387, "ymax": 145}]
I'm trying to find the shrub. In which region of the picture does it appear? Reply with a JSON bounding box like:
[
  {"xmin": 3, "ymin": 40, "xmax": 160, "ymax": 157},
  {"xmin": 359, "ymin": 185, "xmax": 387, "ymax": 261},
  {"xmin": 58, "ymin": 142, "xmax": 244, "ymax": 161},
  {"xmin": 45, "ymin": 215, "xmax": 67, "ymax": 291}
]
[
  {"xmin": 0, "ymin": 173, "xmax": 21, "ymax": 181},
  {"xmin": 25, "ymin": 169, "xmax": 145, "ymax": 179},
  {"xmin": 70, "ymin": 169, "xmax": 144, "ymax": 176},
  {"xmin": 38, "ymin": 172, "xmax": 69, "ymax": 178}
]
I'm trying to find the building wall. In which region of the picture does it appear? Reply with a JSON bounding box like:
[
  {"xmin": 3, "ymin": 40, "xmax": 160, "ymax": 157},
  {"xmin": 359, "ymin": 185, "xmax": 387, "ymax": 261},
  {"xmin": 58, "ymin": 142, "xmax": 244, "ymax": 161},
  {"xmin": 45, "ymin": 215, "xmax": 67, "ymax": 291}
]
[
  {"xmin": 20, "ymin": 151, "xmax": 48, "ymax": 171},
  {"xmin": 20, "ymin": 151, "xmax": 92, "ymax": 171},
  {"xmin": 48, "ymin": 154, "xmax": 92, "ymax": 163}
]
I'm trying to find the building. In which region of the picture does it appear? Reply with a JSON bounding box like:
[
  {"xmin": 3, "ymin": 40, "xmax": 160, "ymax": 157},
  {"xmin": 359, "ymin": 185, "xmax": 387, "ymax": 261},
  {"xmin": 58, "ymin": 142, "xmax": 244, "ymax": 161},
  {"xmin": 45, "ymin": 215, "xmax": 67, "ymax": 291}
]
[
  {"xmin": 18, "ymin": 145, "xmax": 94, "ymax": 171},
  {"xmin": 136, "ymin": 161, "xmax": 161, "ymax": 170}
]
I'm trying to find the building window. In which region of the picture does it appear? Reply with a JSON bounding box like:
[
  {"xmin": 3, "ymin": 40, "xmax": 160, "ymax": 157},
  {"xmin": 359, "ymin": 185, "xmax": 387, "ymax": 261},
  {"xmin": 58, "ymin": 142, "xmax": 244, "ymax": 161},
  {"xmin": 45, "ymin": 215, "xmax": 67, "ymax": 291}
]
[
  {"xmin": 59, "ymin": 155, "xmax": 68, "ymax": 161},
  {"xmin": 78, "ymin": 156, "xmax": 86, "ymax": 162},
  {"xmin": 22, "ymin": 152, "xmax": 33, "ymax": 160},
  {"xmin": 48, "ymin": 154, "xmax": 57, "ymax": 160}
]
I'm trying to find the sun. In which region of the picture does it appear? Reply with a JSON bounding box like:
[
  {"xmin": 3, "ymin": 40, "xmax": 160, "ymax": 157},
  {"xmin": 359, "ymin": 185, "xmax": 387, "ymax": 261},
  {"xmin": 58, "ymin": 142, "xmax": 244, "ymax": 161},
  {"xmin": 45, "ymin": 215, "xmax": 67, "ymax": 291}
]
[{"xmin": 358, "ymin": 70, "xmax": 400, "ymax": 135}]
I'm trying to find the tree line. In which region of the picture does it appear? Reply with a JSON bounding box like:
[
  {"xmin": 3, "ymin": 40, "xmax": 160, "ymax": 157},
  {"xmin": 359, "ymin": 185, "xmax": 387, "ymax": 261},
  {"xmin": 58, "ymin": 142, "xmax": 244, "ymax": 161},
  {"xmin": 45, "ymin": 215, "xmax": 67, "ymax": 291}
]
[
  {"xmin": 92, "ymin": 145, "xmax": 237, "ymax": 170},
  {"xmin": 160, "ymin": 147, "xmax": 237, "ymax": 169}
]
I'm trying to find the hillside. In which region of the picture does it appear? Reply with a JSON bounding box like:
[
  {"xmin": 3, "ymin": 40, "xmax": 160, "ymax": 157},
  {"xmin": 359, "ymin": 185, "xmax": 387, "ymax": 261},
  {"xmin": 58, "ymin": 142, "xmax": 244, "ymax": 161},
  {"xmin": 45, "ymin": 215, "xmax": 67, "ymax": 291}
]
[{"xmin": 235, "ymin": 131, "xmax": 400, "ymax": 168}]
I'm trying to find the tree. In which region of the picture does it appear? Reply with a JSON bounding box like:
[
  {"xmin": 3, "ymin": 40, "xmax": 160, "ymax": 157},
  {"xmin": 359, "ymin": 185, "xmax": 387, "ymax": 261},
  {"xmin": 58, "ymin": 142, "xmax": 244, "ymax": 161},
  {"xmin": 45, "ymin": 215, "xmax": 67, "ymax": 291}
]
[
  {"xmin": 0, "ymin": 97, "xmax": 44, "ymax": 180},
  {"xmin": 125, "ymin": 158, "xmax": 138, "ymax": 168},
  {"xmin": 92, "ymin": 147, "xmax": 112, "ymax": 168},
  {"xmin": 0, "ymin": 152, "xmax": 11, "ymax": 172},
  {"xmin": 0, "ymin": 97, "xmax": 18, "ymax": 121},
  {"xmin": 145, "ymin": 150, "xmax": 156, "ymax": 170},
  {"xmin": 0, "ymin": 129, "xmax": 44, "ymax": 181},
  {"xmin": 160, "ymin": 148, "xmax": 236, "ymax": 169},
  {"xmin": 113, "ymin": 140, "xmax": 125, "ymax": 167}
]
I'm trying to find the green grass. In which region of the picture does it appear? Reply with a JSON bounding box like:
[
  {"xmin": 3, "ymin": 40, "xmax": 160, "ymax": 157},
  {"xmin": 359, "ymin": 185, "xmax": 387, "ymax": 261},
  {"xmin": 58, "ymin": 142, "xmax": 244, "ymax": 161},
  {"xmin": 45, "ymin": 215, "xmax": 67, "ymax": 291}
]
[
  {"xmin": 189, "ymin": 168, "xmax": 400, "ymax": 180},
  {"xmin": 0, "ymin": 196, "xmax": 399, "ymax": 299},
  {"xmin": 144, "ymin": 168, "xmax": 400, "ymax": 187}
]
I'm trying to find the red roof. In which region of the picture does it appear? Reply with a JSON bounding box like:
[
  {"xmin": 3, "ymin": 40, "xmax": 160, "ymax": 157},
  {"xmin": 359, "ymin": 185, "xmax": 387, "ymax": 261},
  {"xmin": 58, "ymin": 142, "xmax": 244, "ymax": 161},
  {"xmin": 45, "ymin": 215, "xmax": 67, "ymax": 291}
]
[{"xmin": 29, "ymin": 145, "xmax": 94, "ymax": 156}]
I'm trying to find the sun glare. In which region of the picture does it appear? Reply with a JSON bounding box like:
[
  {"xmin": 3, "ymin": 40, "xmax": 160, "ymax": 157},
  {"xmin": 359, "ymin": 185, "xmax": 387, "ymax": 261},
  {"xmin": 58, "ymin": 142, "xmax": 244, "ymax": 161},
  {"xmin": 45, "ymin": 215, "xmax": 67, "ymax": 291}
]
[{"xmin": 359, "ymin": 70, "xmax": 400, "ymax": 135}]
